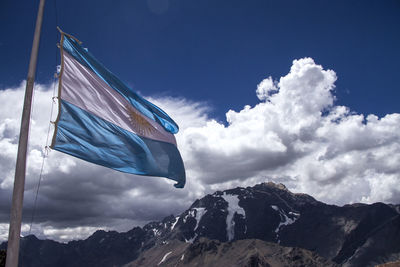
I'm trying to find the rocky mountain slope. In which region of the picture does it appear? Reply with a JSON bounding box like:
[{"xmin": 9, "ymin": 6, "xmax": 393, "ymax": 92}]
[
  {"xmin": 1, "ymin": 182, "xmax": 399, "ymax": 267},
  {"xmin": 126, "ymin": 238, "xmax": 339, "ymax": 267}
]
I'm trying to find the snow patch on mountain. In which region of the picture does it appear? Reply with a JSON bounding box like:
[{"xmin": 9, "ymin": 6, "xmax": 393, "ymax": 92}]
[
  {"xmin": 271, "ymin": 205, "xmax": 300, "ymax": 243},
  {"xmin": 185, "ymin": 233, "xmax": 197, "ymax": 243},
  {"xmin": 221, "ymin": 192, "xmax": 246, "ymax": 241},
  {"xmin": 158, "ymin": 251, "xmax": 172, "ymax": 265},
  {"xmin": 193, "ymin": 207, "xmax": 207, "ymax": 231},
  {"xmin": 171, "ymin": 216, "xmax": 179, "ymax": 230},
  {"xmin": 182, "ymin": 207, "xmax": 207, "ymax": 232},
  {"xmin": 152, "ymin": 228, "xmax": 161, "ymax": 236}
]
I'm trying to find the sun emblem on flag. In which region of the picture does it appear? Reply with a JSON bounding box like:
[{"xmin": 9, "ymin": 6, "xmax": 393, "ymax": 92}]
[{"xmin": 127, "ymin": 105, "xmax": 155, "ymax": 137}]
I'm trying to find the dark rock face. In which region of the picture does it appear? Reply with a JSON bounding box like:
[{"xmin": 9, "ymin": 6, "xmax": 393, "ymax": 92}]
[
  {"xmin": 1, "ymin": 182, "xmax": 399, "ymax": 267},
  {"xmin": 0, "ymin": 250, "xmax": 5, "ymax": 267},
  {"xmin": 0, "ymin": 228, "xmax": 148, "ymax": 267},
  {"xmin": 162, "ymin": 183, "xmax": 400, "ymax": 267}
]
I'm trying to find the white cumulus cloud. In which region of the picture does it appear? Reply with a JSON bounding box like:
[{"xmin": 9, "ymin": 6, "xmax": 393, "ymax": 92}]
[
  {"xmin": 256, "ymin": 76, "xmax": 278, "ymax": 101},
  {"xmin": 0, "ymin": 57, "xmax": 399, "ymax": 243}
]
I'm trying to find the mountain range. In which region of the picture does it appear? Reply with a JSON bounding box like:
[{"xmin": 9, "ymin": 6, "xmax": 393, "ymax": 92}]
[{"xmin": 1, "ymin": 182, "xmax": 399, "ymax": 266}]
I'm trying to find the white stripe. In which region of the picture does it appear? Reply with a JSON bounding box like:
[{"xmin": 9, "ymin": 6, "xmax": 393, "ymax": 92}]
[{"xmin": 61, "ymin": 52, "xmax": 176, "ymax": 145}]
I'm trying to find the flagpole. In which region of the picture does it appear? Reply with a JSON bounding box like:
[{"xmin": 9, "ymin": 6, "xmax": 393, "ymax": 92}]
[{"xmin": 6, "ymin": 0, "xmax": 46, "ymax": 266}]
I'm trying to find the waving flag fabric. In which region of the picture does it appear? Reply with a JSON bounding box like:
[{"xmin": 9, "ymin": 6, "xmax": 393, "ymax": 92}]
[{"xmin": 51, "ymin": 32, "xmax": 185, "ymax": 188}]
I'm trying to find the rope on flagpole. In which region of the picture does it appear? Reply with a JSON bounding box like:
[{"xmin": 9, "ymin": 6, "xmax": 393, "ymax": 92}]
[
  {"xmin": 27, "ymin": 50, "xmax": 59, "ymax": 236},
  {"xmin": 28, "ymin": 0, "xmax": 60, "ymax": 235}
]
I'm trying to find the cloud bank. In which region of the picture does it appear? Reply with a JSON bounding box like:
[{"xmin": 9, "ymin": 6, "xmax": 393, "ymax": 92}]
[{"xmin": 0, "ymin": 58, "xmax": 399, "ymax": 242}]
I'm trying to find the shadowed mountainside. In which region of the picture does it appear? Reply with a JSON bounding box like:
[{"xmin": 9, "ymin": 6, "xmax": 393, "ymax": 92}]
[{"xmin": 1, "ymin": 182, "xmax": 399, "ymax": 267}]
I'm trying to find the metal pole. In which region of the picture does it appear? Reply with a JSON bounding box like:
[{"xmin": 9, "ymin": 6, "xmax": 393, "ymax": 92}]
[{"xmin": 6, "ymin": 0, "xmax": 46, "ymax": 266}]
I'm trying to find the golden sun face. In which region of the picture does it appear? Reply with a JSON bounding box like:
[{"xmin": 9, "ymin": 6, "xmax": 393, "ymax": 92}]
[{"xmin": 127, "ymin": 105, "xmax": 155, "ymax": 137}]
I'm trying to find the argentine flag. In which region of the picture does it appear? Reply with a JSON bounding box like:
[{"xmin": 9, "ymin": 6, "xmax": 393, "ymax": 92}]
[{"xmin": 50, "ymin": 32, "xmax": 185, "ymax": 188}]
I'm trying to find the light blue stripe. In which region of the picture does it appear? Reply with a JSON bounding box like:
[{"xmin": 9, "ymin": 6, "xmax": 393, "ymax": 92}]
[
  {"xmin": 53, "ymin": 100, "xmax": 185, "ymax": 188},
  {"xmin": 62, "ymin": 35, "xmax": 179, "ymax": 134}
]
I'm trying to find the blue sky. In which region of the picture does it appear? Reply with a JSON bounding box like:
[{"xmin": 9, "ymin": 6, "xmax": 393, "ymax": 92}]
[
  {"xmin": 1, "ymin": 0, "xmax": 399, "ymax": 119},
  {"xmin": 1, "ymin": 0, "xmax": 400, "ymax": 242}
]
